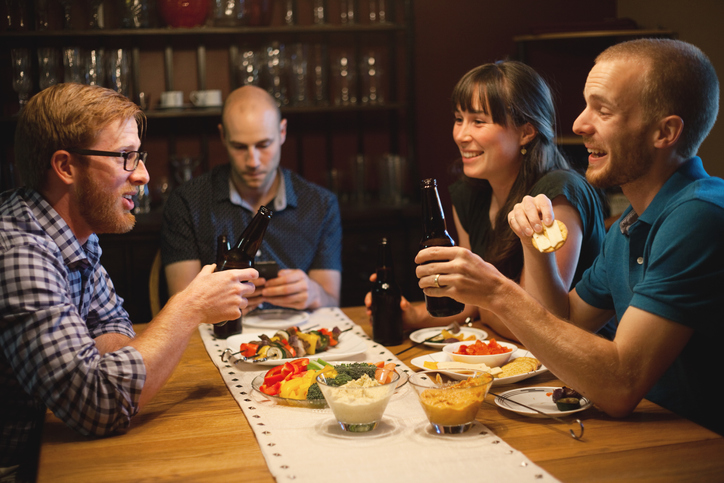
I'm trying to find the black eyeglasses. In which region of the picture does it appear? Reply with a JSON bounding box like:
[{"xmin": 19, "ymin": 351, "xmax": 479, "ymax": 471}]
[{"xmin": 67, "ymin": 148, "xmax": 148, "ymax": 172}]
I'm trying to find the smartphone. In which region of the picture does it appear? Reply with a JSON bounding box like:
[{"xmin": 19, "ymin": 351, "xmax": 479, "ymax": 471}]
[{"xmin": 255, "ymin": 260, "xmax": 280, "ymax": 280}]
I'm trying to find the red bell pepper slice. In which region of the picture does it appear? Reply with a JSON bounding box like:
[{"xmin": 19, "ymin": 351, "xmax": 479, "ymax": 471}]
[
  {"xmin": 263, "ymin": 365, "xmax": 288, "ymax": 386},
  {"xmin": 259, "ymin": 381, "xmax": 282, "ymax": 396}
]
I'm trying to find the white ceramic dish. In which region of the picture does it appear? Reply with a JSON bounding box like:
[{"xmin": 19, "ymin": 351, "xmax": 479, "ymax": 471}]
[
  {"xmin": 408, "ymin": 326, "xmax": 488, "ymax": 349},
  {"xmin": 226, "ymin": 330, "xmax": 367, "ymax": 366},
  {"xmin": 241, "ymin": 309, "xmax": 311, "ymax": 329},
  {"xmin": 442, "ymin": 339, "xmax": 517, "ymax": 367},
  {"xmin": 410, "ymin": 350, "xmax": 548, "ymax": 386},
  {"xmin": 493, "ymin": 386, "xmax": 591, "ymax": 418}
]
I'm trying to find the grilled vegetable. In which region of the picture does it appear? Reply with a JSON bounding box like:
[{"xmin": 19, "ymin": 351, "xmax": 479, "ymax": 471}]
[{"xmin": 552, "ymin": 386, "xmax": 582, "ymax": 411}]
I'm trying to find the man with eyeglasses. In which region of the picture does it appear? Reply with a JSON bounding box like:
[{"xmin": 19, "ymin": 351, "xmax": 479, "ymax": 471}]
[{"xmin": 0, "ymin": 83, "xmax": 257, "ymax": 482}]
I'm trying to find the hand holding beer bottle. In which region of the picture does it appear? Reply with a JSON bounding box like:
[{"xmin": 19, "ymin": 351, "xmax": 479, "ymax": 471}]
[
  {"xmin": 213, "ymin": 206, "xmax": 273, "ymax": 338},
  {"xmin": 419, "ymin": 178, "xmax": 464, "ymax": 317}
]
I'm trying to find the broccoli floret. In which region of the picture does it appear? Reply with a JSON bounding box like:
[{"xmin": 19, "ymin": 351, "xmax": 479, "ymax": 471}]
[
  {"xmin": 333, "ymin": 363, "xmax": 377, "ymax": 382},
  {"xmin": 306, "ymin": 383, "xmax": 324, "ymax": 400},
  {"xmin": 327, "ymin": 373, "xmax": 354, "ymax": 387}
]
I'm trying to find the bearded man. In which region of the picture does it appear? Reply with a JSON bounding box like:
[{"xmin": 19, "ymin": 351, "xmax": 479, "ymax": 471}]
[
  {"xmin": 0, "ymin": 84, "xmax": 257, "ymax": 482},
  {"xmin": 414, "ymin": 39, "xmax": 724, "ymax": 435}
]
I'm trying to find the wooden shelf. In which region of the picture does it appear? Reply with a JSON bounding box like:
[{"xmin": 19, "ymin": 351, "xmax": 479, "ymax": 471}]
[
  {"xmin": 513, "ymin": 28, "xmax": 675, "ymax": 42},
  {"xmin": 0, "ymin": 23, "xmax": 404, "ymax": 40}
]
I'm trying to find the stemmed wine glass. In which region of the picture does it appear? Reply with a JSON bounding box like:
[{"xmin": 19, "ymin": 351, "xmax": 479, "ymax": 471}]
[{"xmin": 11, "ymin": 48, "xmax": 33, "ymax": 111}]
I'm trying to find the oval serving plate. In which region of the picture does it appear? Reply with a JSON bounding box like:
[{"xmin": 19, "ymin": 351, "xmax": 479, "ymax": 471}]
[
  {"xmin": 410, "ymin": 350, "xmax": 548, "ymax": 385},
  {"xmin": 409, "ymin": 326, "xmax": 488, "ymax": 349},
  {"xmin": 226, "ymin": 331, "xmax": 368, "ymax": 366},
  {"xmin": 242, "ymin": 309, "xmax": 311, "ymax": 330}
]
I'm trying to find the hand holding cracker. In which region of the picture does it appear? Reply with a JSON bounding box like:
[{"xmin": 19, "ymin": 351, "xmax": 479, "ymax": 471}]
[{"xmin": 531, "ymin": 219, "xmax": 568, "ymax": 253}]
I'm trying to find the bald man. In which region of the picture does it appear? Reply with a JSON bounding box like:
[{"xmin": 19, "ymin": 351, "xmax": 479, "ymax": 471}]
[{"xmin": 161, "ymin": 86, "xmax": 342, "ymax": 313}]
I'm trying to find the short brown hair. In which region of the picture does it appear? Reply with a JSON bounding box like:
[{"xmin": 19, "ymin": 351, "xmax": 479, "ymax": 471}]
[
  {"xmin": 596, "ymin": 38, "xmax": 719, "ymax": 159},
  {"xmin": 14, "ymin": 83, "xmax": 145, "ymax": 190}
]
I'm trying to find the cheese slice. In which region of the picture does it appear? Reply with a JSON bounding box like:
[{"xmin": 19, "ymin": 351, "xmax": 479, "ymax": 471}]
[
  {"xmin": 532, "ymin": 231, "xmax": 552, "ymax": 250},
  {"xmin": 531, "ymin": 219, "xmax": 568, "ymax": 253},
  {"xmin": 423, "ymin": 360, "xmax": 503, "ymax": 376},
  {"xmin": 543, "ymin": 220, "xmax": 565, "ymax": 245}
]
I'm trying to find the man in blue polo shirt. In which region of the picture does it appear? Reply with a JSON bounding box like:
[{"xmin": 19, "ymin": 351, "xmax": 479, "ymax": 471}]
[
  {"xmin": 161, "ymin": 86, "xmax": 341, "ymax": 312},
  {"xmin": 414, "ymin": 39, "xmax": 724, "ymax": 435}
]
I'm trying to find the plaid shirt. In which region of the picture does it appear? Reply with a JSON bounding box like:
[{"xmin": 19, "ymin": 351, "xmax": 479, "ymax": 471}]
[{"xmin": 0, "ymin": 188, "xmax": 145, "ymax": 468}]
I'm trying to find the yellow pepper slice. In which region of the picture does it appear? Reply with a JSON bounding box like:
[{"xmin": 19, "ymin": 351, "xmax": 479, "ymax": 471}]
[{"xmin": 296, "ymin": 332, "xmax": 321, "ymax": 355}]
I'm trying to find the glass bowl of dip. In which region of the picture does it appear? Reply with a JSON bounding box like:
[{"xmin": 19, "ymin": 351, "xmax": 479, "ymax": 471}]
[
  {"xmin": 409, "ymin": 370, "xmax": 494, "ymax": 434},
  {"xmin": 316, "ymin": 370, "xmax": 401, "ymax": 432}
]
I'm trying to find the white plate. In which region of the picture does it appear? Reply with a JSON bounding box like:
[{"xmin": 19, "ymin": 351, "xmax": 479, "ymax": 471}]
[
  {"xmin": 409, "ymin": 326, "xmax": 488, "ymax": 349},
  {"xmin": 226, "ymin": 330, "xmax": 367, "ymax": 366},
  {"xmin": 494, "ymin": 386, "xmax": 591, "ymax": 418},
  {"xmin": 241, "ymin": 309, "xmax": 311, "ymax": 330},
  {"xmin": 410, "ymin": 349, "xmax": 548, "ymax": 386}
]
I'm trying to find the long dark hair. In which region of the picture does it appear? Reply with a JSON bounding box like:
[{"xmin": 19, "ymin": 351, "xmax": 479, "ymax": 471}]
[{"xmin": 451, "ymin": 60, "xmax": 570, "ymax": 280}]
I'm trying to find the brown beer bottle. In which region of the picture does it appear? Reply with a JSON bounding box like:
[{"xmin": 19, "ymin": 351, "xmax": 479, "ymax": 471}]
[
  {"xmin": 213, "ymin": 206, "xmax": 273, "ymax": 339},
  {"xmin": 419, "ymin": 178, "xmax": 464, "ymax": 317},
  {"xmin": 370, "ymin": 237, "xmax": 403, "ymax": 346},
  {"xmin": 216, "ymin": 234, "xmax": 230, "ymax": 267}
]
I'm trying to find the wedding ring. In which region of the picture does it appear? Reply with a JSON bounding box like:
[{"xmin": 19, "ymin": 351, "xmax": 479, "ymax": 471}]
[{"xmin": 433, "ymin": 274, "xmax": 441, "ymax": 288}]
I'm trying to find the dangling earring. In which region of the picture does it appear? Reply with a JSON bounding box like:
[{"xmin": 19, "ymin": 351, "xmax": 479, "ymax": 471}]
[{"xmin": 520, "ymin": 147, "xmax": 527, "ymax": 155}]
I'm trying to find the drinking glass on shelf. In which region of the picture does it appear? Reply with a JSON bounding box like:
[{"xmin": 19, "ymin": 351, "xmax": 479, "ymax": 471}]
[
  {"xmin": 331, "ymin": 51, "xmax": 356, "ymax": 106},
  {"xmin": 86, "ymin": 0, "xmax": 105, "ymax": 28},
  {"xmin": 119, "ymin": 0, "xmax": 152, "ymax": 28},
  {"xmin": 63, "ymin": 47, "xmax": 84, "ymax": 84},
  {"xmin": 211, "ymin": 0, "xmax": 243, "ymax": 26},
  {"xmin": 58, "ymin": 0, "xmax": 74, "ymax": 29},
  {"xmin": 261, "ymin": 42, "xmax": 288, "ymax": 107},
  {"xmin": 360, "ymin": 50, "xmax": 384, "ymax": 105},
  {"xmin": 340, "ymin": 0, "xmax": 355, "ymax": 24},
  {"xmin": 289, "ymin": 43, "xmax": 309, "ymax": 107},
  {"xmin": 4, "ymin": 0, "xmax": 31, "ymax": 30},
  {"xmin": 369, "ymin": 0, "xmax": 386, "ymax": 23},
  {"xmin": 236, "ymin": 48, "xmax": 260, "ymax": 86},
  {"xmin": 312, "ymin": 0, "xmax": 324, "ymax": 24},
  {"xmin": 11, "ymin": 48, "xmax": 33, "ymax": 110},
  {"xmin": 34, "ymin": 0, "xmax": 50, "ymax": 30},
  {"xmin": 282, "ymin": 0, "xmax": 294, "ymax": 25},
  {"xmin": 37, "ymin": 47, "xmax": 61, "ymax": 90},
  {"xmin": 378, "ymin": 154, "xmax": 406, "ymax": 205},
  {"xmin": 310, "ymin": 43, "xmax": 328, "ymax": 106},
  {"xmin": 85, "ymin": 48, "xmax": 105, "ymax": 86},
  {"xmin": 107, "ymin": 48, "xmax": 131, "ymax": 97}
]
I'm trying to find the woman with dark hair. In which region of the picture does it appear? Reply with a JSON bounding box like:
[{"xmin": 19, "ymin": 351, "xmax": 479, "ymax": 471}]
[{"xmin": 368, "ymin": 60, "xmax": 608, "ymax": 340}]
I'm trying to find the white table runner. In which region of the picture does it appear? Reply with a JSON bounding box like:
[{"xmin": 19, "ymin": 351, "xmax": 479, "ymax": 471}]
[{"xmin": 200, "ymin": 307, "xmax": 559, "ymax": 483}]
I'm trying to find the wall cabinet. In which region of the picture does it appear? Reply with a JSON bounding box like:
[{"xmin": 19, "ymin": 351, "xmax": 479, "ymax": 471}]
[{"xmin": 1, "ymin": 0, "xmax": 419, "ymax": 318}]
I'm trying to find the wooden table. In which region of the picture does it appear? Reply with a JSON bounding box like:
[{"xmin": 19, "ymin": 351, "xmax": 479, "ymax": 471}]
[{"xmin": 37, "ymin": 306, "xmax": 724, "ymax": 482}]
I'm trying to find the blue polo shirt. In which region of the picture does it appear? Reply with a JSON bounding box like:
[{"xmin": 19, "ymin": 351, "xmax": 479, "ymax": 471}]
[
  {"xmin": 161, "ymin": 165, "xmax": 342, "ymax": 272},
  {"xmin": 576, "ymin": 157, "xmax": 724, "ymax": 434}
]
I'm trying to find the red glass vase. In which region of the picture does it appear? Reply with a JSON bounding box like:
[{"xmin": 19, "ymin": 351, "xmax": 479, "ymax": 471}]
[{"xmin": 158, "ymin": 0, "xmax": 211, "ymax": 28}]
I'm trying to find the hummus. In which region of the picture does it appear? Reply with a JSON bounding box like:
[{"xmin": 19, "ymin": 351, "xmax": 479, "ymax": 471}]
[
  {"xmin": 418, "ymin": 379, "xmax": 488, "ymax": 426},
  {"xmin": 325, "ymin": 375, "xmax": 394, "ymax": 424}
]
